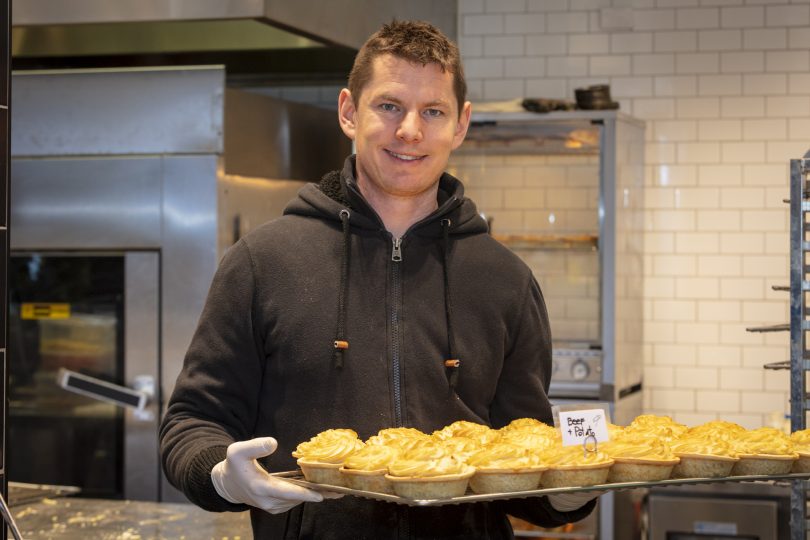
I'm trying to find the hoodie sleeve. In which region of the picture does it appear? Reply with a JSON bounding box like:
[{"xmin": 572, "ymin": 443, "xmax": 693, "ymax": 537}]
[
  {"xmin": 490, "ymin": 276, "xmax": 596, "ymax": 526},
  {"xmin": 159, "ymin": 239, "xmax": 261, "ymax": 512}
]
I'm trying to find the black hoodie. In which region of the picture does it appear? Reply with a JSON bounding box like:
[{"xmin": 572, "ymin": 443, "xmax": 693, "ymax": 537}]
[{"xmin": 160, "ymin": 157, "xmax": 595, "ymax": 539}]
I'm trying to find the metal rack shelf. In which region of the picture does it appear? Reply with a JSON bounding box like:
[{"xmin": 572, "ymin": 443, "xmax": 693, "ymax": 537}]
[
  {"xmin": 747, "ymin": 323, "xmax": 790, "ymax": 333},
  {"xmin": 492, "ymin": 233, "xmax": 599, "ymax": 251},
  {"xmin": 764, "ymin": 360, "xmax": 791, "ymax": 370}
]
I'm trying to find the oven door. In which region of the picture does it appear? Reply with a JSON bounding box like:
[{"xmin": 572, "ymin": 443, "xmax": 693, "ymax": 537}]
[
  {"xmin": 648, "ymin": 494, "xmax": 779, "ymax": 540},
  {"xmin": 8, "ymin": 251, "xmax": 160, "ymax": 500},
  {"xmin": 647, "ymin": 483, "xmax": 789, "ymax": 540}
]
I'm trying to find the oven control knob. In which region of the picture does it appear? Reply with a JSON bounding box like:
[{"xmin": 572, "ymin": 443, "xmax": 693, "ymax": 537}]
[{"xmin": 571, "ymin": 360, "xmax": 590, "ymax": 381}]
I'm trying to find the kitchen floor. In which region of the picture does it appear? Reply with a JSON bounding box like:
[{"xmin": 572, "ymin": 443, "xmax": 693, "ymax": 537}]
[{"xmin": 10, "ymin": 496, "xmax": 252, "ymax": 540}]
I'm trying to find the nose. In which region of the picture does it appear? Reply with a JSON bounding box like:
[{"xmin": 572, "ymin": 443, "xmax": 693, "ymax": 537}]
[{"xmin": 396, "ymin": 111, "xmax": 423, "ymax": 143}]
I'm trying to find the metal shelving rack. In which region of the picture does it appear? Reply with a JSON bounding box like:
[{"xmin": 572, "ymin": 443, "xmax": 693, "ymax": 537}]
[{"xmin": 789, "ymin": 156, "xmax": 810, "ymax": 540}]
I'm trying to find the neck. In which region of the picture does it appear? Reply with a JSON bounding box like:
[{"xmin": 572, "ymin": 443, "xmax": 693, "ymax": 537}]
[{"xmin": 357, "ymin": 181, "xmax": 440, "ymax": 239}]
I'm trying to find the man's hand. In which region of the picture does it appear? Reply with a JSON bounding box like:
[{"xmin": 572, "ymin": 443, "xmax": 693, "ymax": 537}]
[
  {"xmin": 211, "ymin": 437, "xmax": 329, "ymax": 514},
  {"xmin": 547, "ymin": 491, "xmax": 599, "ymax": 512}
]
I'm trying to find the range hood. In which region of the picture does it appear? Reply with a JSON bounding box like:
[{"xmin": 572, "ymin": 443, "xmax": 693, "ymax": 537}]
[{"xmin": 11, "ymin": 0, "xmax": 456, "ymax": 84}]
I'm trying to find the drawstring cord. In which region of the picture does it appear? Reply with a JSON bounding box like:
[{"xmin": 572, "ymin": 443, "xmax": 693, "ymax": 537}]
[
  {"xmin": 441, "ymin": 218, "xmax": 460, "ymax": 389},
  {"xmin": 331, "ymin": 210, "xmax": 458, "ymax": 386},
  {"xmin": 333, "ymin": 209, "xmax": 351, "ymax": 368}
]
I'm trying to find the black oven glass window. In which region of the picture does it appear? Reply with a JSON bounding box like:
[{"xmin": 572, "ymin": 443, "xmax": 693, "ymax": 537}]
[{"xmin": 8, "ymin": 253, "xmax": 125, "ymax": 498}]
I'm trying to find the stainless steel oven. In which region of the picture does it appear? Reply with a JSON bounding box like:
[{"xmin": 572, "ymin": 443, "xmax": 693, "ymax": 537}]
[
  {"xmin": 8, "ymin": 251, "xmax": 159, "ymax": 500},
  {"xmin": 646, "ymin": 483, "xmax": 789, "ymax": 540},
  {"xmin": 10, "ymin": 66, "xmax": 349, "ymax": 502}
]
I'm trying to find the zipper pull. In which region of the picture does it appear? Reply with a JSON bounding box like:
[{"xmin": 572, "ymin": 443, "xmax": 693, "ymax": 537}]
[{"xmin": 392, "ymin": 238, "xmax": 403, "ymax": 262}]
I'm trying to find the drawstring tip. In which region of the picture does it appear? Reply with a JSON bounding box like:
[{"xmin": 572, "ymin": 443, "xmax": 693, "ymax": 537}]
[
  {"xmin": 334, "ymin": 340, "xmax": 349, "ymax": 350},
  {"xmin": 445, "ymin": 359, "xmax": 460, "ymax": 388}
]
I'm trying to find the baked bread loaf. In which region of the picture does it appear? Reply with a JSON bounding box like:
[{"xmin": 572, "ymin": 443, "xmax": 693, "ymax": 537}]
[
  {"xmin": 730, "ymin": 427, "xmax": 797, "ymax": 476},
  {"xmin": 685, "ymin": 420, "xmax": 746, "ymax": 442},
  {"xmin": 293, "ymin": 429, "xmax": 365, "ymax": 487},
  {"xmin": 669, "ymin": 436, "xmax": 739, "ymax": 478},
  {"xmin": 602, "ymin": 436, "xmax": 679, "ymax": 482},
  {"xmin": 439, "ymin": 436, "xmax": 480, "ymax": 463},
  {"xmin": 385, "ymin": 441, "xmax": 475, "ymax": 499},
  {"xmin": 366, "ymin": 427, "xmax": 432, "ymax": 451},
  {"xmin": 434, "ymin": 420, "xmax": 500, "ymax": 446},
  {"xmin": 540, "ymin": 445, "xmax": 613, "ymax": 488},
  {"xmin": 466, "ymin": 442, "xmax": 547, "ymax": 494},
  {"xmin": 501, "ymin": 417, "xmax": 560, "ymax": 437},
  {"xmin": 499, "ymin": 418, "xmax": 559, "ymax": 452},
  {"xmin": 340, "ymin": 444, "xmax": 400, "ymax": 494},
  {"xmin": 606, "ymin": 423, "xmax": 625, "ymax": 440},
  {"xmin": 624, "ymin": 414, "xmax": 688, "ymax": 442}
]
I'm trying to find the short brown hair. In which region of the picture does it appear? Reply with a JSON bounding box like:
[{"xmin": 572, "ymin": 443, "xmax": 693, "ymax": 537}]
[{"xmin": 348, "ymin": 20, "xmax": 467, "ymax": 116}]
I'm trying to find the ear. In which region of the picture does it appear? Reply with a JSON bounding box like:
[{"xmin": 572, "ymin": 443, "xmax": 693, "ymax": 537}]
[
  {"xmin": 338, "ymin": 88, "xmax": 357, "ymax": 140},
  {"xmin": 451, "ymin": 101, "xmax": 472, "ymax": 151}
]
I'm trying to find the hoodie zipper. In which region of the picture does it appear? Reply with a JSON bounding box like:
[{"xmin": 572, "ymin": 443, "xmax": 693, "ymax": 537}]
[{"xmin": 391, "ymin": 236, "xmax": 404, "ymax": 427}]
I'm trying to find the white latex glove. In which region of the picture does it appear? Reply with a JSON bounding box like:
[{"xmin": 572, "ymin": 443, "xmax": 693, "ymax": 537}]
[
  {"xmin": 211, "ymin": 437, "xmax": 332, "ymax": 514},
  {"xmin": 547, "ymin": 491, "xmax": 599, "ymax": 512}
]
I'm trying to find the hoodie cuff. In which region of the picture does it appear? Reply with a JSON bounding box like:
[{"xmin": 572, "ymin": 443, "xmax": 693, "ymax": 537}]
[
  {"xmin": 496, "ymin": 494, "xmax": 596, "ymax": 528},
  {"xmin": 543, "ymin": 496, "xmax": 597, "ymax": 525},
  {"xmin": 184, "ymin": 445, "xmax": 249, "ymax": 513}
]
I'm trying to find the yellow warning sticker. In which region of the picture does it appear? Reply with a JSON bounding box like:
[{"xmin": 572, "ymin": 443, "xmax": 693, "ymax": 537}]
[{"xmin": 21, "ymin": 303, "xmax": 71, "ymax": 320}]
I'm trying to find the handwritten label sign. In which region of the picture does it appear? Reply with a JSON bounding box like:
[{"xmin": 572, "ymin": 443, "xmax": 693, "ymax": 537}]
[{"xmin": 559, "ymin": 408, "xmax": 609, "ymax": 447}]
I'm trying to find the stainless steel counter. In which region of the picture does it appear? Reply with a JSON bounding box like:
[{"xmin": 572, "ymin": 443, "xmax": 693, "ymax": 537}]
[{"xmin": 12, "ymin": 497, "xmax": 252, "ymax": 540}]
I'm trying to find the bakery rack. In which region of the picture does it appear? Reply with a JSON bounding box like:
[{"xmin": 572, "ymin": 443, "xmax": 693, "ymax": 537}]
[
  {"xmin": 789, "ymin": 156, "xmax": 810, "ymax": 540},
  {"xmin": 744, "ymin": 155, "xmax": 810, "ymax": 539}
]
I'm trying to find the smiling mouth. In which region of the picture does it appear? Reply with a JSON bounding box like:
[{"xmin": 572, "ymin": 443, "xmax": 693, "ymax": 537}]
[{"xmin": 386, "ymin": 149, "xmax": 426, "ymax": 162}]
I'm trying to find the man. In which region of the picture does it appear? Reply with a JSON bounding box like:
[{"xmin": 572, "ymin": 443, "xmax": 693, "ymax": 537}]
[{"xmin": 160, "ymin": 20, "xmax": 596, "ymax": 539}]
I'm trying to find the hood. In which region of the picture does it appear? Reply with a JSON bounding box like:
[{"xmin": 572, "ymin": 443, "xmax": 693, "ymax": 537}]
[
  {"xmin": 284, "ymin": 155, "xmax": 481, "ymax": 389},
  {"xmin": 12, "ymin": 0, "xmax": 456, "ymax": 50},
  {"xmin": 284, "ymin": 156, "xmax": 489, "ymax": 237},
  {"xmin": 12, "ymin": 1, "xmax": 456, "ymax": 83}
]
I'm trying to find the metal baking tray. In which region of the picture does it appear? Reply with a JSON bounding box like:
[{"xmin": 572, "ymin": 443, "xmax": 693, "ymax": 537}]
[{"xmin": 272, "ymin": 470, "xmax": 810, "ymax": 507}]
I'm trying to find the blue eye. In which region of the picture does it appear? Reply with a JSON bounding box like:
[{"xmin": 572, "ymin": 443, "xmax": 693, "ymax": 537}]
[
  {"xmin": 425, "ymin": 109, "xmax": 444, "ymax": 118},
  {"xmin": 380, "ymin": 103, "xmax": 398, "ymax": 112}
]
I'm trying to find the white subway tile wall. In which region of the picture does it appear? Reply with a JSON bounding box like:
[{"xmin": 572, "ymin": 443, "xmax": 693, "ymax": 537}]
[{"xmin": 458, "ymin": 0, "xmax": 801, "ymax": 428}]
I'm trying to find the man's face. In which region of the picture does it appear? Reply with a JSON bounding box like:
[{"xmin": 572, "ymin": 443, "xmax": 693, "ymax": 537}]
[{"xmin": 338, "ymin": 54, "xmax": 471, "ymax": 204}]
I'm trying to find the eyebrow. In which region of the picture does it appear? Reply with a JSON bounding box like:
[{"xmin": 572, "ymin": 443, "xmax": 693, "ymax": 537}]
[{"xmin": 377, "ymin": 94, "xmax": 451, "ymax": 109}]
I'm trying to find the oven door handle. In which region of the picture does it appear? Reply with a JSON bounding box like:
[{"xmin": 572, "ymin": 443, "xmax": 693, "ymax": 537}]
[{"xmin": 56, "ymin": 368, "xmax": 152, "ymax": 410}]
